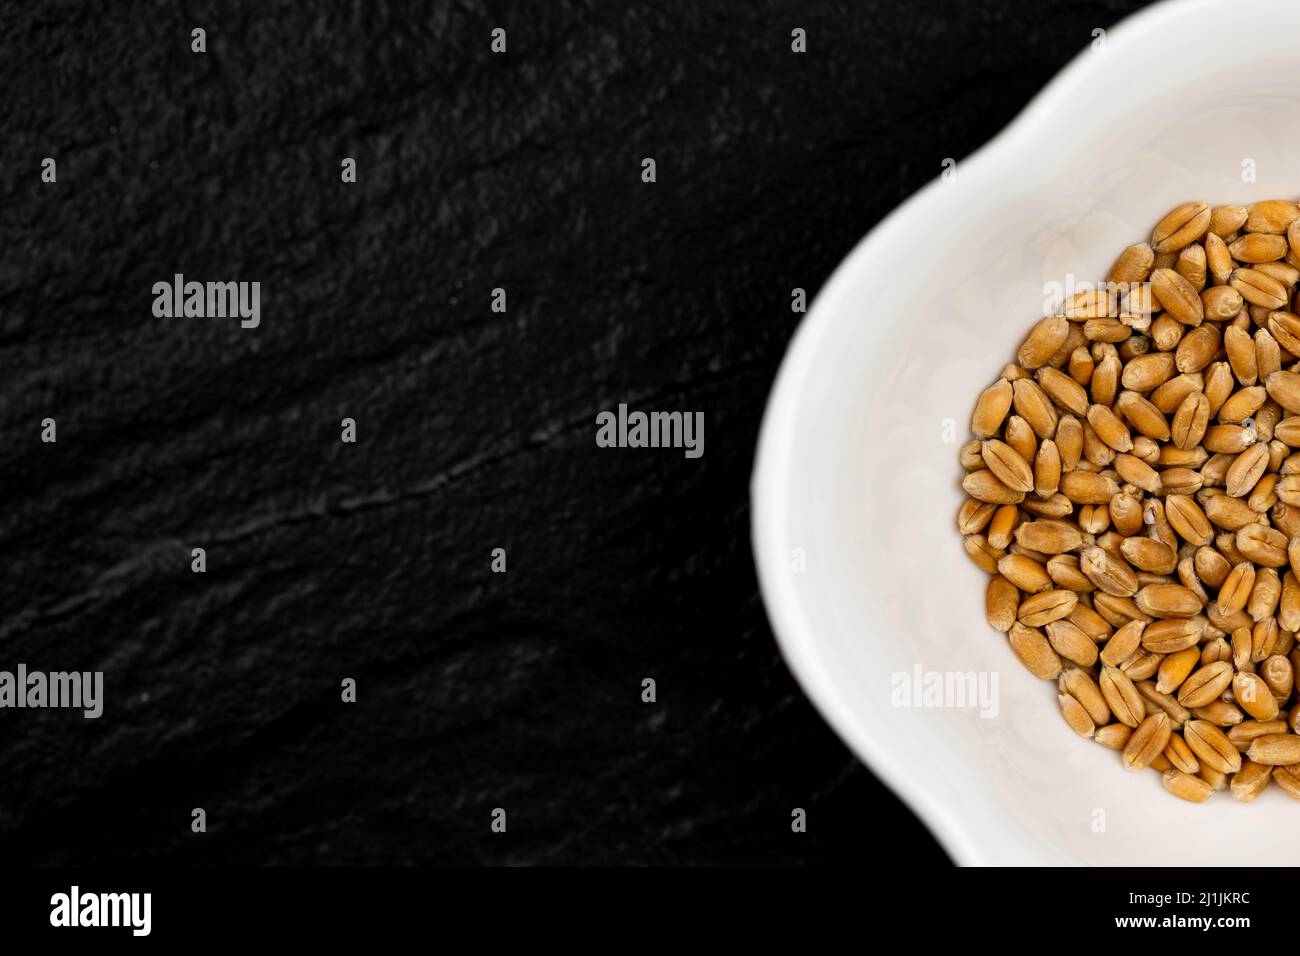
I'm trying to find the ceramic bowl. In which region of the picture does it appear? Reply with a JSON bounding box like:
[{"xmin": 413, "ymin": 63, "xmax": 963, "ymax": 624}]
[{"xmin": 751, "ymin": 0, "xmax": 1300, "ymax": 865}]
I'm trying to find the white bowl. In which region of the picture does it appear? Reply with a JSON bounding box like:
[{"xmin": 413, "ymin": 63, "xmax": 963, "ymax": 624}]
[{"xmin": 751, "ymin": 0, "xmax": 1300, "ymax": 866}]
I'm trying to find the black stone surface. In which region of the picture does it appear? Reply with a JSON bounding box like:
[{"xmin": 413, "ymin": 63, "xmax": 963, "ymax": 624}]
[{"xmin": 1, "ymin": 0, "xmax": 1149, "ymax": 865}]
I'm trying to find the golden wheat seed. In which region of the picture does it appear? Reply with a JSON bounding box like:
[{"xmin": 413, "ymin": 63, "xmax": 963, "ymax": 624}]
[
  {"xmin": 1062, "ymin": 288, "xmax": 1118, "ymax": 320},
  {"xmin": 1202, "ymin": 423, "xmax": 1258, "ymax": 455},
  {"xmin": 1193, "ymin": 546, "xmax": 1231, "ymax": 588},
  {"xmin": 1201, "ymin": 289, "xmax": 1242, "ymax": 330},
  {"xmin": 1268, "ymin": 311, "xmax": 1300, "ymax": 357},
  {"xmin": 1122, "ymin": 354, "xmax": 1178, "ymax": 396},
  {"xmin": 1203, "ymin": 493, "xmax": 1258, "ymax": 531},
  {"xmin": 1123, "ymin": 712, "xmax": 1172, "ymax": 770},
  {"xmin": 1066, "ymin": 603, "xmax": 1111, "ymax": 641},
  {"xmin": 972, "ymin": 378, "xmax": 1013, "ymax": 437},
  {"xmin": 1247, "ymin": 567, "xmax": 1281, "ymax": 622},
  {"xmin": 1277, "ymin": 475, "xmax": 1300, "ymax": 506},
  {"xmin": 1251, "ymin": 616, "xmax": 1280, "ymax": 662},
  {"xmin": 1136, "ymin": 681, "xmax": 1190, "ymax": 727},
  {"xmin": 1176, "ymin": 660, "xmax": 1234, "ymax": 707},
  {"xmin": 1230, "ymin": 232, "xmax": 1288, "ymax": 263},
  {"xmin": 1018, "ymin": 589, "xmax": 1078, "ymax": 627},
  {"xmin": 1078, "ymin": 546, "xmax": 1138, "ymax": 598},
  {"xmin": 1036, "ymin": 365, "xmax": 1088, "ymax": 414},
  {"xmin": 1060, "ymin": 669, "xmax": 1109, "ymax": 725},
  {"xmin": 1018, "ymin": 315, "xmax": 1070, "ymax": 369},
  {"xmin": 1191, "ymin": 700, "xmax": 1244, "ymax": 727},
  {"xmin": 1107, "ymin": 242, "xmax": 1155, "ymax": 285},
  {"xmin": 1091, "ymin": 351, "xmax": 1121, "ymax": 406},
  {"xmin": 1233, "ymin": 671, "xmax": 1280, "ymax": 721},
  {"xmin": 1099, "ymin": 620, "xmax": 1144, "ymax": 668},
  {"xmin": 1150, "ymin": 268, "xmax": 1204, "ymax": 325},
  {"xmin": 1151, "ymin": 202, "xmax": 1211, "ymax": 253},
  {"xmin": 1119, "ymin": 537, "xmax": 1176, "ymax": 577},
  {"xmin": 1058, "ymin": 692, "xmax": 1096, "ymax": 737},
  {"xmin": 1248, "ymin": 472, "xmax": 1279, "ymax": 513},
  {"xmin": 1224, "ymin": 444, "xmax": 1269, "ymax": 500},
  {"xmin": 1218, "ymin": 561, "xmax": 1256, "ymax": 615},
  {"xmin": 1227, "ymin": 719, "xmax": 1289, "ymax": 752},
  {"xmin": 985, "ymin": 576, "xmax": 1019, "ymax": 632},
  {"xmin": 1209, "ymin": 204, "xmax": 1248, "ymax": 236},
  {"xmin": 1012, "ymin": 520, "xmax": 1080, "ymax": 555},
  {"xmin": 1245, "ymin": 199, "xmax": 1300, "ymax": 235},
  {"xmin": 1218, "ymin": 386, "xmax": 1267, "ymax": 426},
  {"xmin": 964, "ymin": 535, "xmax": 1001, "ymax": 573},
  {"xmin": 1161, "ymin": 769, "xmax": 1211, "ymax": 802},
  {"xmin": 1138, "ymin": 619, "xmax": 1199, "ymax": 655},
  {"xmin": 997, "ymin": 553, "xmax": 1052, "ymax": 593},
  {"xmin": 1255, "ymin": 330, "xmax": 1282, "ymax": 382},
  {"xmin": 1164, "ymin": 732, "xmax": 1200, "ymax": 774},
  {"xmin": 1261, "ymin": 653, "xmax": 1294, "ymax": 702},
  {"xmin": 1286, "ymin": 217, "xmax": 1300, "ymax": 259},
  {"xmin": 981, "ymin": 439, "xmax": 1034, "ymax": 493},
  {"xmin": 1176, "ymin": 243, "xmax": 1207, "ymax": 291},
  {"xmin": 1164, "ymin": 495, "xmax": 1213, "ymax": 546},
  {"xmin": 985, "ymin": 504, "xmax": 1016, "ymax": 550},
  {"xmin": 1230, "ymin": 758, "xmax": 1273, "ymax": 802},
  {"xmin": 1068, "ymin": 347, "xmax": 1094, "ymax": 386},
  {"xmin": 1004, "ymin": 414, "xmax": 1038, "ymax": 462},
  {"xmin": 1012, "ymin": 378, "xmax": 1059, "ymax": 439},
  {"xmin": 1007, "ymin": 622, "xmax": 1062, "ymax": 680},
  {"xmin": 1033, "ymin": 441, "xmax": 1061, "ymax": 499},
  {"xmin": 1044, "ymin": 619, "xmax": 1099, "ymax": 667},
  {"xmin": 962, "ymin": 469, "xmax": 1025, "ymax": 505},
  {"xmin": 1237, "ymin": 523, "xmax": 1288, "ymax": 567},
  {"xmin": 1276, "ymin": 416, "xmax": 1300, "ymax": 447},
  {"xmin": 1183, "ymin": 719, "xmax": 1242, "ymax": 773},
  {"xmin": 1222, "ymin": 323, "xmax": 1258, "ymax": 385},
  {"xmin": 1175, "ymin": 324, "xmax": 1219, "ymax": 374},
  {"xmin": 1099, "ymin": 666, "xmax": 1144, "ymax": 728},
  {"xmin": 1155, "ymin": 646, "xmax": 1200, "ymax": 696},
  {"xmin": 1203, "ymin": 362, "xmax": 1237, "ymax": 418},
  {"xmin": 1094, "ymin": 723, "xmax": 1132, "ymax": 750},
  {"xmin": 1109, "ymin": 493, "xmax": 1145, "ymax": 536},
  {"xmin": 1246, "ymin": 733, "xmax": 1300, "ymax": 766},
  {"xmin": 1134, "ymin": 583, "xmax": 1203, "ymax": 619},
  {"xmin": 1255, "ymin": 259, "xmax": 1300, "ymax": 288},
  {"xmin": 1273, "ymin": 765, "xmax": 1300, "ymax": 798},
  {"xmin": 1045, "ymin": 554, "xmax": 1092, "ymax": 592},
  {"xmin": 1059, "ymin": 471, "xmax": 1119, "ymax": 506},
  {"xmin": 1278, "ymin": 571, "xmax": 1300, "ymax": 634},
  {"xmin": 1170, "ymin": 392, "xmax": 1210, "ymax": 451},
  {"xmin": 1232, "ymin": 268, "xmax": 1289, "ymax": 309}
]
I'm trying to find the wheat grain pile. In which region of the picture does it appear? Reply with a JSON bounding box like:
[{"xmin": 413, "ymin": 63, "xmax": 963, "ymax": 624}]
[{"xmin": 960, "ymin": 200, "xmax": 1300, "ymax": 803}]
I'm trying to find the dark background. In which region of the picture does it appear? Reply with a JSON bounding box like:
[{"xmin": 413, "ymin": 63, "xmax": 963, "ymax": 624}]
[{"xmin": 0, "ymin": 0, "xmax": 1149, "ymax": 865}]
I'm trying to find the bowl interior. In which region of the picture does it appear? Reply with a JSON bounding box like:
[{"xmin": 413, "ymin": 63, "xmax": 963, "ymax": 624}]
[{"xmin": 753, "ymin": 0, "xmax": 1300, "ymax": 865}]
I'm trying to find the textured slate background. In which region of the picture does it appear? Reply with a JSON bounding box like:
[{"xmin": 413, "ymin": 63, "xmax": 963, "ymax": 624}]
[{"xmin": 1, "ymin": 0, "xmax": 1149, "ymax": 865}]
